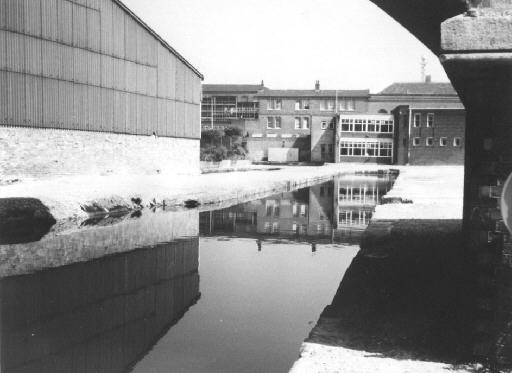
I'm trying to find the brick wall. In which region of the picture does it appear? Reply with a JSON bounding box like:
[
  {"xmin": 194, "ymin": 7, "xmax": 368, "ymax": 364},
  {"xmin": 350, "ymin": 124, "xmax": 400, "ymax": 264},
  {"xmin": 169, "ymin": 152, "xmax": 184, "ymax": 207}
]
[
  {"xmin": 408, "ymin": 109, "xmax": 465, "ymax": 165},
  {"xmin": 0, "ymin": 127, "xmax": 200, "ymax": 178}
]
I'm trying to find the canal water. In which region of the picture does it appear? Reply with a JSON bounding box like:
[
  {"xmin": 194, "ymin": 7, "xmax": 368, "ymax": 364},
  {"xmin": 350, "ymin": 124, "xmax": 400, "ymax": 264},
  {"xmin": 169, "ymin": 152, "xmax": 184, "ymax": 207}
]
[
  {"xmin": 9, "ymin": 172, "xmax": 511, "ymax": 373},
  {"xmin": 0, "ymin": 174, "xmax": 396, "ymax": 373}
]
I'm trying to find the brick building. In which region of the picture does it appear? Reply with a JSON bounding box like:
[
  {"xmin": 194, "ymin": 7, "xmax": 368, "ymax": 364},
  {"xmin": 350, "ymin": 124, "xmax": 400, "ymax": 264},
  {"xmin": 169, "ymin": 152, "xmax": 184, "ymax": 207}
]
[
  {"xmin": 393, "ymin": 106, "xmax": 466, "ymax": 165},
  {"xmin": 200, "ymin": 80, "xmax": 465, "ymax": 165},
  {"xmin": 247, "ymin": 82, "xmax": 369, "ymax": 162}
]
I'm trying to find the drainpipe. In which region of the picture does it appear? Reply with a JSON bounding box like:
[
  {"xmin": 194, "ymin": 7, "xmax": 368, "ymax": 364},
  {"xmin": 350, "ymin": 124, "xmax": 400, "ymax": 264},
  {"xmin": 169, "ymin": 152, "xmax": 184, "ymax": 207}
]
[{"xmin": 407, "ymin": 107, "xmax": 412, "ymax": 164}]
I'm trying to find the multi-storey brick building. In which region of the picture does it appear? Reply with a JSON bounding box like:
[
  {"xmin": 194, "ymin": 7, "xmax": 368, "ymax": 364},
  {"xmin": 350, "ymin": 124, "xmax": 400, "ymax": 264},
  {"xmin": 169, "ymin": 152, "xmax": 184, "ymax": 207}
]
[
  {"xmin": 393, "ymin": 106, "xmax": 466, "ymax": 165},
  {"xmin": 200, "ymin": 79, "xmax": 466, "ymax": 165},
  {"xmin": 246, "ymin": 81, "xmax": 369, "ymax": 161}
]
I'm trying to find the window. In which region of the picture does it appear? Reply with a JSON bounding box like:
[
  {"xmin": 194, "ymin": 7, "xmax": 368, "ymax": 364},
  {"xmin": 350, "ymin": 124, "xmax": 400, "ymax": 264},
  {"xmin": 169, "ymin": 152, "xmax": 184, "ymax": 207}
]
[
  {"xmin": 321, "ymin": 144, "xmax": 326, "ymax": 154},
  {"xmin": 339, "ymin": 98, "xmax": 355, "ymax": 111},
  {"xmin": 354, "ymin": 119, "xmax": 364, "ymax": 132},
  {"xmin": 453, "ymin": 137, "xmax": 462, "ymax": 147},
  {"xmin": 339, "ymin": 141, "xmax": 393, "ymax": 158},
  {"xmin": 379, "ymin": 143, "xmax": 392, "ymax": 157},
  {"xmin": 267, "ymin": 117, "xmax": 282, "ymax": 129},
  {"xmin": 329, "ymin": 121, "xmax": 335, "ymax": 129},
  {"xmin": 414, "ymin": 113, "xmax": 421, "ymax": 127},
  {"xmin": 320, "ymin": 100, "xmax": 335, "ymax": 111},
  {"xmin": 413, "ymin": 137, "xmax": 420, "ymax": 146},
  {"xmin": 294, "ymin": 117, "xmax": 301, "ymax": 129},
  {"xmin": 380, "ymin": 120, "xmax": 393, "ymax": 133},
  {"xmin": 339, "ymin": 117, "xmax": 393, "ymax": 134},
  {"xmin": 268, "ymin": 99, "xmax": 282, "ymax": 110},
  {"xmin": 295, "ymin": 100, "xmax": 310, "ymax": 110},
  {"xmin": 440, "ymin": 137, "xmax": 448, "ymax": 147},
  {"xmin": 427, "ymin": 113, "xmax": 434, "ymax": 128},
  {"xmin": 321, "ymin": 121, "xmax": 327, "ymax": 130},
  {"xmin": 426, "ymin": 137, "xmax": 434, "ymax": 146},
  {"xmin": 303, "ymin": 117, "xmax": 310, "ymax": 129},
  {"xmin": 328, "ymin": 144, "xmax": 333, "ymax": 154}
]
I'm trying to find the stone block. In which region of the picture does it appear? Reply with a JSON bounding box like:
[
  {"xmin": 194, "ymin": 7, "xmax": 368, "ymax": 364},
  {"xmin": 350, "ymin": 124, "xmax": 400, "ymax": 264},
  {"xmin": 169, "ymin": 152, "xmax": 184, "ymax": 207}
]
[{"xmin": 442, "ymin": 13, "xmax": 512, "ymax": 51}]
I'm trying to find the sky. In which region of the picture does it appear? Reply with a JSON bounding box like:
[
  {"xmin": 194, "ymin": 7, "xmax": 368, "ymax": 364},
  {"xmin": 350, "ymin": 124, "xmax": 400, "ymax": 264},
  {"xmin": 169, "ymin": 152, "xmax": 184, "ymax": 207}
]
[{"xmin": 122, "ymin": 0, "xmax": 450, "ymax": 93}]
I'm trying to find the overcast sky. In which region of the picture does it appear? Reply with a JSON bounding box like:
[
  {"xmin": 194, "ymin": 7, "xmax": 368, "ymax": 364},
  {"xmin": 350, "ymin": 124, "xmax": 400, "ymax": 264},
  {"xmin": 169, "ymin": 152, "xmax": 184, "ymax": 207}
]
[{"xmin": 122, "ymin": 0, "xmax": 450, "ymax": 93}]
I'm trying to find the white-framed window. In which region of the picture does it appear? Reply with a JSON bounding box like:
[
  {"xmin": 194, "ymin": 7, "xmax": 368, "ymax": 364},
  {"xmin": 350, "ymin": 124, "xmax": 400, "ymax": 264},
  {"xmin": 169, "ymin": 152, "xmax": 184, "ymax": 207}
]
[
  {"xmin": 303, "ymin": 117, "xmax": 310, "ymax": 129},
  {"xmin": 268, "ymin": 99, "xmax": 282, "ymax": 110},
  {"xmin": 413, "ymin": 137, "xmax": 421, "ymax": 146},
  {"xmin": 295, "ymin": 100, "xmax": 310, "ymax": 110},
  {"xmin": 440, "ymin": 137, "xmax": 448, "ymax": 146},
  {"xmin": 267, "ymin": 117, "xmax": 282, "ymax": 129},
  {"xmin": 340, "ymin": 117, "xmax": 394, "ymax": 134},
  {"xmin": 426, "ymin": 137, "xmax": 434, "ymax": 146},
  {"xmin": 294, "ymin": 117, "xmax": 301, "ymax": 129},
  {"xmin": 414, "ymin": 113, "xmax": 421, "ymax": 127},
  {"xmin": 321, "ymin": 120, "xmax": 327, "ymax": 130},
  {"xmin": 320, "ymin": 100, "xmax": 335, "ymax": 111},
  {"xmin": 427, "ymin": 113, "xmax": 435, "ymax": 128},
  {"xmin": 339, "ymin": 141, "xmax": 393, "ymax": 158},
  {"xmin": 453, "ymin": 137, "xmax": 462, "ymax": 147}
]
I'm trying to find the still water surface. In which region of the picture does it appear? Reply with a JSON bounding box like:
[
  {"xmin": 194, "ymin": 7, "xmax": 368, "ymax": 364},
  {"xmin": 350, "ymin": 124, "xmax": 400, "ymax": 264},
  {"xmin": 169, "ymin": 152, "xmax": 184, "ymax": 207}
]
[{"xmin": 0, "ymin": 174, "xmax": 395, "ymax": 373}]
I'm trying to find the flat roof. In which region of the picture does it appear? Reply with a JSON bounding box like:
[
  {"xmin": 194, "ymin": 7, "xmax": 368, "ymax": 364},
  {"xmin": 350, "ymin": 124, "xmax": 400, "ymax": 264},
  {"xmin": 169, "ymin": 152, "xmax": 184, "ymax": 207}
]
[{"xmin": 115, "ymin": 0, "xmax": 203, "ymax": 79}]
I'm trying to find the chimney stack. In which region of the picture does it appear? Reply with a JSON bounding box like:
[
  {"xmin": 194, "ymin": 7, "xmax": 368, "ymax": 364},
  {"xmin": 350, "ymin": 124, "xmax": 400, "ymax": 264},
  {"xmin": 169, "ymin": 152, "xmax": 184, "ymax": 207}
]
[
  {"xmin": 425, "ymin": 75, "xmax": 432, "ymax": 83},
  {"xmin": 261, "ymin": 80, "xmax": 264, "ymax": 87},
  {"xmin": 315, "ymin": 80, "xmax": 320, "ymax": 91}
]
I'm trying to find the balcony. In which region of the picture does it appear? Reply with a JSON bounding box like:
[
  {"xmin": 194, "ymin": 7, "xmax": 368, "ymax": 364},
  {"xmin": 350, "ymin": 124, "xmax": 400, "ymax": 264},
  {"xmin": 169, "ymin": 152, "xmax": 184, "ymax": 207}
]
[{"xmin": 201, "ymin": 103, "xmax": 259, "ymax": 124}]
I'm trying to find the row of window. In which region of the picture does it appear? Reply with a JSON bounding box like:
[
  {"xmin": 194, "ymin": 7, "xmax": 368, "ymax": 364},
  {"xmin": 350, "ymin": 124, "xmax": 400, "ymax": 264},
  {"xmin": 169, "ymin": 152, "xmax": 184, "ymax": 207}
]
[
  {"xmin": 340, "ymin": 119, "xmax": 394, "ymax": 133},
  {"xmin": 413, "ymin": 113, "xmax": 435, "ymax": 128},
  {"xmin": 340, "ymin": 141, "xmax": 393, "ymax": 158},
  {"xmin": 267, "ymin": 99, "xmax": 356, "ymax": 111},
  {"xmin": 412, "ymin": 137, "xmax": 462, "ymax": 147},
  {"xmin": 339, "ymin": 210, "xmax": 373, "ymax": 227},
  {"xmin": 266, "ymin": 117, "xmax": 311, "ymax": 129}
]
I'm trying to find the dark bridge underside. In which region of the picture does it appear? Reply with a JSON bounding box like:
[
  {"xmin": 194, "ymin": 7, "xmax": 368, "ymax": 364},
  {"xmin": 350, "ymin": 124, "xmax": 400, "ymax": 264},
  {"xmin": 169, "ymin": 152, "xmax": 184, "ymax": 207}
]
[{"xmin": 369, "ymin": 0, "xmax": 466, "ymax": 54}]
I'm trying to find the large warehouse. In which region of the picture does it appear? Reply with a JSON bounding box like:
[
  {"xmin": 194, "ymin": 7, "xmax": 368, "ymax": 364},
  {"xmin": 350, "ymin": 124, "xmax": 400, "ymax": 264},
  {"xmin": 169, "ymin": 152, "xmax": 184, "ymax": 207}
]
[{"xmin": 0, "ymin": 0, "xmax": 203, "ymax": 178}]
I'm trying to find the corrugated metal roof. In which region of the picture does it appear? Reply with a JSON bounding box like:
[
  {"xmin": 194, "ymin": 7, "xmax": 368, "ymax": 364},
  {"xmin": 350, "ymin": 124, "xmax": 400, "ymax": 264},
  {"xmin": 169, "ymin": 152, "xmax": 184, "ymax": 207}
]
[
  {"xmin": 202, "ymin": 84, "xmax": 266, "ymax": 93},
  {"xmin": 114, "ymin": 0, "xmax": 203, "ymax": 80},
  {"xmin": 379, "ymin": 82, "xmax": 457, "ymax": 96},
  {"xmin": 257, "ymin": 89, "xmax": 370, "ymax": 98}
]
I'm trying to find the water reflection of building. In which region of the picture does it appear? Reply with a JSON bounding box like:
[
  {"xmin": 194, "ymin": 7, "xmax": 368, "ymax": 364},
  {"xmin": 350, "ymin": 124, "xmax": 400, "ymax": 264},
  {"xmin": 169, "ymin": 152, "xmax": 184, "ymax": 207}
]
[
  {"xmin": 335, "ymin": 176, "xmax": 394, "ymax": 229},
  {"xmin": 0, "ymin": 237, "xmax": 200, "ymax": 373},
  {"xmin": 200, "ymin": 175, "xmax": 395, "ymax": 245}
]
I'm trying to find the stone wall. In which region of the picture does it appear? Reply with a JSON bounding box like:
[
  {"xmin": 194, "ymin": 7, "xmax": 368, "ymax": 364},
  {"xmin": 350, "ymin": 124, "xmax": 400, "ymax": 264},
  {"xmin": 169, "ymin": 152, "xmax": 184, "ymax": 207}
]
[{"xmin": 0, "ymin": 127, "xmax": 200, "ymax": 178}]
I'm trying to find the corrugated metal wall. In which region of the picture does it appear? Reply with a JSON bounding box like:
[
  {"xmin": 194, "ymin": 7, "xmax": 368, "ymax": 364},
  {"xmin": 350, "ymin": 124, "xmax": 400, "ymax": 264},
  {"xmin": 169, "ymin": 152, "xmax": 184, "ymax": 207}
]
[{"xmin": 0, "ymin": 0, "xmax": 201, "ymax": 139}]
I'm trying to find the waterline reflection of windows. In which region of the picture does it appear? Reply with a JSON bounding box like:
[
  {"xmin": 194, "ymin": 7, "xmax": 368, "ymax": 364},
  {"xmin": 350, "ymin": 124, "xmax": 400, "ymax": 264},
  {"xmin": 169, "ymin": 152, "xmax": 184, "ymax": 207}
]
[
  {"xmin": 265, "ymin": 200, "xmax": 280, "ymax": 217},
  {"xmin": 263, "ymin": 221, "xmax": 280, "ymax": 234},
  {"xmin": 338, "ymin": 185, "xmax": 388, "ymax": 205},
  {"xmin": 339, "ymin": 209, "xmax": 372, "ymax": 228},
  {"xmin": 292, "ymin": 203, "xmax": 308, "ymax": 217}
]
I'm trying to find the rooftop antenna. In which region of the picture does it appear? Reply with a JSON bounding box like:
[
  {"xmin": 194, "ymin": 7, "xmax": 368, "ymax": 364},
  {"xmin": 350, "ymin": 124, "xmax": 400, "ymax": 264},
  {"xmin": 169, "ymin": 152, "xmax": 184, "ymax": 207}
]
[{"xmin": 420, "ymin": 56, "xmax": 427, "ymax": 82}]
